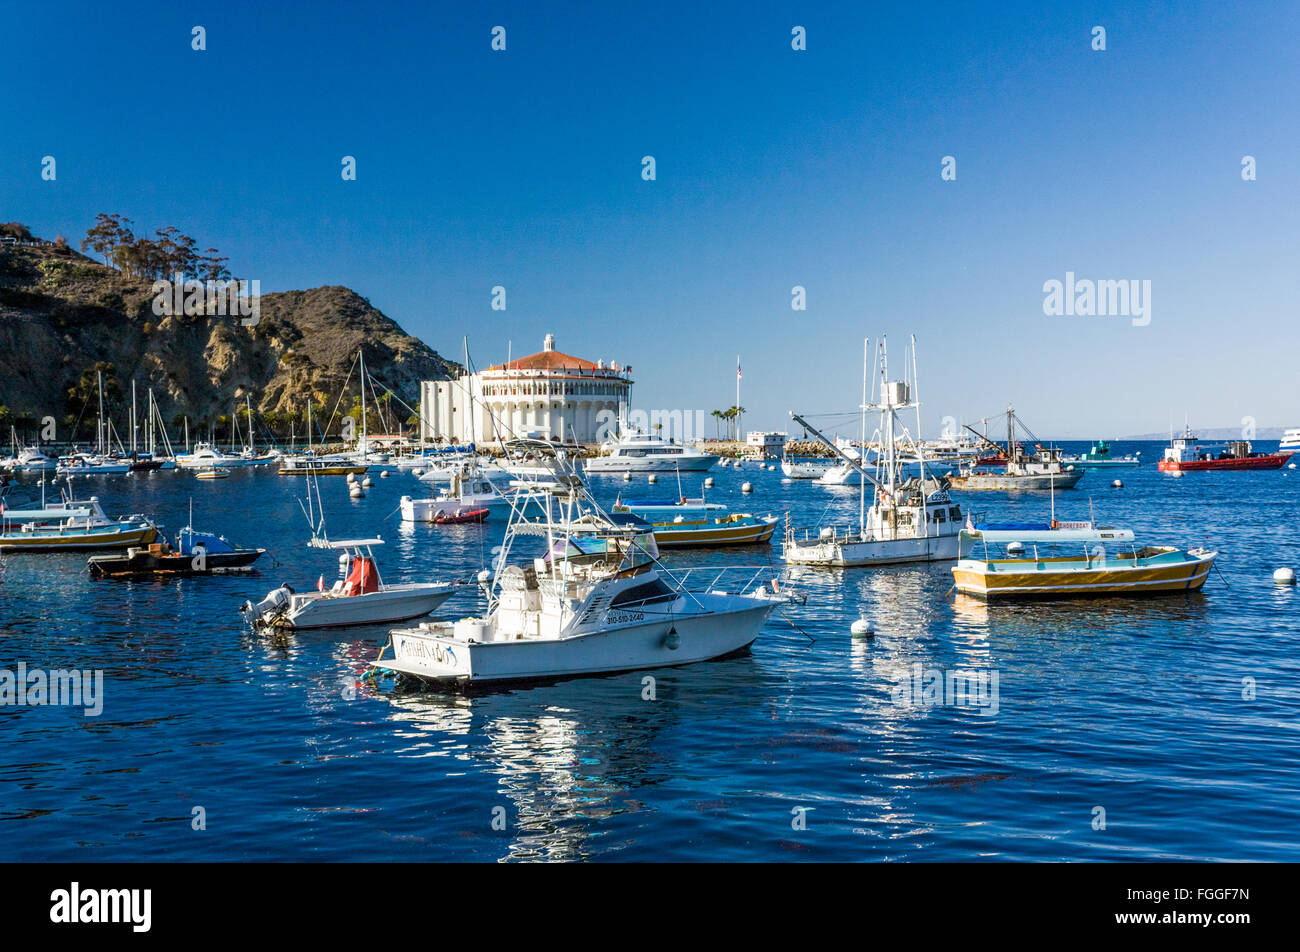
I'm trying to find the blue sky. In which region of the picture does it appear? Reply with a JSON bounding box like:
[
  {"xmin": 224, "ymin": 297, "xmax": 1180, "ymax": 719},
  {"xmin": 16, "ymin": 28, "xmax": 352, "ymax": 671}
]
[{"xmin": 3, "ymin": 1, "xmax": 1297, "ymax": 438}]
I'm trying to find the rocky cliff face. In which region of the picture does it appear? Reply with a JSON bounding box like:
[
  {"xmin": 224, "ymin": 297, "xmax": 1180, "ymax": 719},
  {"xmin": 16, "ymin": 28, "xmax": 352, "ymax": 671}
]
[{"xmin": 0, "ymin": 235, "xmax": 457, "ymax": 433}]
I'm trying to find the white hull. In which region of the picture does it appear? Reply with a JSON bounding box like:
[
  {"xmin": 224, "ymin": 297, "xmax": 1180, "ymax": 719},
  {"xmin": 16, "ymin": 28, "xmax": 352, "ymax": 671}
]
[
  {"xmin": 781, "ymin": 459, "xmax": 833, "ymax": 479},
  {"xmin": 785, "ymin": 531, "xmax": 960, "ymax": 567},
  {"xmin": 400, "ymin": 494, "xmax": 508, "ymax": 522},
  {"xmin": 585, "ymin": 455, "xmax": 717, "ymax": 473},
  {"xmin": 380, "ymin": 595, "xmax": 774, "ymax": 684},
  {"xmin": 280, "ymin": 583, "xmax": 453, "ymax": 629}
]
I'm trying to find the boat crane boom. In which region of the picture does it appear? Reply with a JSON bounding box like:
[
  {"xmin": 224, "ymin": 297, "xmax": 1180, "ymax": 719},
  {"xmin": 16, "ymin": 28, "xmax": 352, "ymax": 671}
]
[
  {"xmin": 961, "ymin": 422, "xmax": 1006, "ymax": 456},
  {"xmin": 788, "ymin": 411, "xmax": 882, "ymax": 491}
]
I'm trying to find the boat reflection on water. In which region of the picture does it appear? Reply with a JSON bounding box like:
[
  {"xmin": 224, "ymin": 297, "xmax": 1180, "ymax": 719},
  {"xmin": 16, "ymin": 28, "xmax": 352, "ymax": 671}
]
[
  {"xmin": 950, "ymin": 591, "xmax": 1214, "ymax": 641},
  {"xmin": 375, "ymin": 679, "xmax": 686, "ymax": 861}
]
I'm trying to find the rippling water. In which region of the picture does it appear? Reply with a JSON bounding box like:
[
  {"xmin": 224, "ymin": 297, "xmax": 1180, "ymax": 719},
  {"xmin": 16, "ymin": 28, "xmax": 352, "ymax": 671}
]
[{"xmin": 2, "ymin": 442, "xmax": 1297, "ymax": 861}]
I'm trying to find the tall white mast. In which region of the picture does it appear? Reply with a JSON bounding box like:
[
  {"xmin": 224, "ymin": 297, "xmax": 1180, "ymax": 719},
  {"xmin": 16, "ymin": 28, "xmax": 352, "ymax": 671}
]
[
  {"xmin": 859, "ymin": 338, "xmax": 869, "ymax": 532},
  {"xmin": 131, "ymin": 380, "xmax": 137, "ymax": 453},
  {"xmin": 97, "ymin": 370, "xmax": 105, "ymax": 455},
  {"xmin": 359, "ymin": 349, "xmax": 369, "ymax": 459}
]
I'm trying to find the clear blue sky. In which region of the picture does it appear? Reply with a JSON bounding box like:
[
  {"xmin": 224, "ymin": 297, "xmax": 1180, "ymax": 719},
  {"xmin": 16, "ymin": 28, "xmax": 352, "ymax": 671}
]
[{"xmin": 3, "ymin": 1, "xmax": 1296, "ymax": 438}]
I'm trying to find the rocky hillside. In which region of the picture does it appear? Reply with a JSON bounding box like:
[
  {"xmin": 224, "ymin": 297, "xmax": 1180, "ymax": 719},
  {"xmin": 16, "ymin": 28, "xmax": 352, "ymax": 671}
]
[{"xmin": 0, "ymin": 231, "xmax": 457, "ymax": 437}]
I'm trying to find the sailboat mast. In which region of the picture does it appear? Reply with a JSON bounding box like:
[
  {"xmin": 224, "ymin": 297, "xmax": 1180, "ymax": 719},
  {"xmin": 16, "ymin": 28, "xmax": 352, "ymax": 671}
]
[
  {"xmin": 859, "ymin": 338, "xmax": 869, "ymax": 532},
  {"xmin": 359, "ymin": 350, "xmax": 369, "ymax": 460},
  {"xmin": 97, "ymin": 370, "xmax": 105, "ymax": 456},
  {"xmin": 131, "ymin": 380, "xmax": 137, "ymax": 453}
]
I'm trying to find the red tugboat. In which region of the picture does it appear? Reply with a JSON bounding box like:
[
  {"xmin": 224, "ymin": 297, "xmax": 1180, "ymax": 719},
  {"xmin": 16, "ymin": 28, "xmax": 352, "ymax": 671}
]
[{"xmin": 1157, "ymin": 425, "xmax": 1293, "ymax": 472}]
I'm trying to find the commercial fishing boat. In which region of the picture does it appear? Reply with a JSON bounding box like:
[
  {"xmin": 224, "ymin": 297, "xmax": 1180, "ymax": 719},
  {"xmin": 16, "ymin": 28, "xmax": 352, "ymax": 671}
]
[
  {"xmin": 1062, "ymin": 440, "xmax": 1141, "ymax": 469},
  {"xmin": 948, "ymin": 407, "xmax": 1084, "ymax": 491},
  {"xmin": 0, "ymin": 496, "xmax": 158, "ymax": 553},
  {"xmin": 1156, "ymin": 424, "xmax": 1292, "ymax": 472},
  {"xmin": 784, "ymin": 336, "xmax": 963, "ymax": 567},
  {"xmin": 88, "ymin": 523, "xmax": 264, "ymax": 578},
  {"xmin": 610, "ymin": 496, "xmax": 779, "ymax": 547},
  {"xmin": 371, "ymin": 440, "xmax": 793, "ymax": 686},
  {"xmin": 584, "ymin": 429, "xmax": 718, "ymax": 473},
  {"xmin": 951, "ymin": 521, "xmax": 1217, "ymax": 599}
]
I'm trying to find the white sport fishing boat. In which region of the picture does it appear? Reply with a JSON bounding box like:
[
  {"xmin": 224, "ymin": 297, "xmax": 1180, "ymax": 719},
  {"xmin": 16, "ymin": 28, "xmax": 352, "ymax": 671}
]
[
  {"xmin": 1, "ymin": 436, "xmax": 58, "ymax": 472},
  {"xmin": 784, "ymin": 336, "xmax": 963, "ymax": 567},
  {"xmin": 241, "ymin": 472, "xmax": 453, "ymax": 629},
  {"xmin": 372, "ymin": 440, "xmax": 794, "ymax": 686}
]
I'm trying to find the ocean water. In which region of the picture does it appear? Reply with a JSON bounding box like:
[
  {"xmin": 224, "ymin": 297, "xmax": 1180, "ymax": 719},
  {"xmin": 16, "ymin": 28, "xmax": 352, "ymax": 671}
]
[{"xmin": 1, "ymin": 442, "xmax": 1297, "ymax": 862}]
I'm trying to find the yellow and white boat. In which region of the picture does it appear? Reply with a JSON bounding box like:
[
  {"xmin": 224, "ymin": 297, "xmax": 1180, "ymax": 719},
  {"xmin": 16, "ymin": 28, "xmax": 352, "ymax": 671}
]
[
  {"xmin": 951, "ymin": 521, "xmax": 1216, "ymax": 599},
  {"xmin": 611, "ymin": 497, "xmax": 778, "ymax": 547},
  {"xmin": 0, "ymin": 498, "xmax": 159, "ymax": 553}
]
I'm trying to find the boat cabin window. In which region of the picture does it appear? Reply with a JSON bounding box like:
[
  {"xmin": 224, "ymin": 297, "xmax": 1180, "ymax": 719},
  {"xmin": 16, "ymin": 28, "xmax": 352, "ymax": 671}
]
[
  {"xmin": 609, "ymin": 577, "xmax": 676, "ymax": 608},
  {"xmin": 948, "ymin": 506, "xmax": 962, "ymax": 520},
  {"xmin": 934, "ymin": 510, "xmax": 946, "ymax": 523}
]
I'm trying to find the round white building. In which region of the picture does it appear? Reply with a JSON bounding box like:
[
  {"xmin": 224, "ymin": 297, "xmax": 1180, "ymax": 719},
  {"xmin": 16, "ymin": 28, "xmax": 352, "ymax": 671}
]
[{"xmin": 419, "ymin": 334, "xmax": 632, "ymax": 444}]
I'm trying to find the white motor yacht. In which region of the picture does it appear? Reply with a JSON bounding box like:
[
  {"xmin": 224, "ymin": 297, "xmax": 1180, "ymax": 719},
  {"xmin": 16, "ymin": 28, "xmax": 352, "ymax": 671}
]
[{"xmin": 584, "ymin": 430, "xmax": 718, "ymax": 474}]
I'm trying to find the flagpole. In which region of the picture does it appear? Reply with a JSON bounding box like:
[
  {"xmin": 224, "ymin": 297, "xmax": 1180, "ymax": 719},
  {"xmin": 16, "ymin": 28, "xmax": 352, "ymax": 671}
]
[{"xmin": 736, "ymin": 354, "xmax": 741, "ymax": 441}]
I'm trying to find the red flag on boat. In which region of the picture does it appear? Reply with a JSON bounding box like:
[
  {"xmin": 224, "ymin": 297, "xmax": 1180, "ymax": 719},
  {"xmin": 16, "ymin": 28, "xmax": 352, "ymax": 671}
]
[{"xmin": 317, "ymin": 574, "xmax": 325, "ymax": 592}]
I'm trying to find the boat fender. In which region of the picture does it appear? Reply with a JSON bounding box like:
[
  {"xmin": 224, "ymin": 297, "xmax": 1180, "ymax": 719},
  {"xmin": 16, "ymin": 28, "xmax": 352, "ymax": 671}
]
[{"xmin": 662, "ymin": 627, "xmax": 680, "ymax": 650}]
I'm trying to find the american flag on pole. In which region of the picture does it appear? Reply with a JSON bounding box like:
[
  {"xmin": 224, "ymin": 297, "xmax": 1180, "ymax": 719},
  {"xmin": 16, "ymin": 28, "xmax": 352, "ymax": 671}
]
[{"xmin": 737, "ymin": 359, "xmax": 742, "ymax": 379}]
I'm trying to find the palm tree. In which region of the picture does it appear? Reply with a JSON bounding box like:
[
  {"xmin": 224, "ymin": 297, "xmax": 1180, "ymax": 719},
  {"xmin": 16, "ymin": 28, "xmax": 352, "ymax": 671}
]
[
  {"xmin": 711, "ymin": 409, "xmax": 724, "ymax": 439},
  {"xmin": 734, "ymin": 405, "xmax": 746, "ymax": 440},
  {"xmin": 723, "ymin": 406, "xmax": 737, "ymax": 441}
]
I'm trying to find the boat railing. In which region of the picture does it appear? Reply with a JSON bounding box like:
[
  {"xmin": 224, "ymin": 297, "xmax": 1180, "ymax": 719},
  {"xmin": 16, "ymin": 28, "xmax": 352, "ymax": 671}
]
[{"xmin": 657, "ymin": 564, "xmax": 782, "ymax": 599}]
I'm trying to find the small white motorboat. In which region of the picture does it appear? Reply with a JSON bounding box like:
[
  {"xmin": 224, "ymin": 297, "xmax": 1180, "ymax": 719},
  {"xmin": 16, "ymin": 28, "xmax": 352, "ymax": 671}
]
[
  {"xmin": 400, "ymin": 468, "xmax": 508, "ymax": 522},
  {"xmin": 241, "ymin": 538, "xmax": 454, "ymax": 630}
]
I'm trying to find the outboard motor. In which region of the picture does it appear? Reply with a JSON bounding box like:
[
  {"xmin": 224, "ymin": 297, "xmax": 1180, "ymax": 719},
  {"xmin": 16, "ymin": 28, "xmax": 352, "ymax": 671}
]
[{"xmin": 241, "ymin": 585, "xmax": 292, "ymax": 625}]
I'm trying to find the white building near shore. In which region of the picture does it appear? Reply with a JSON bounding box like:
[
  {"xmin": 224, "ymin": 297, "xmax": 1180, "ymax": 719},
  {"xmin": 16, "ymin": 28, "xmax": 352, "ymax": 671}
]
[{"xmin": 419, "ymin": 334, "xmax": 633, "ymax": 444}]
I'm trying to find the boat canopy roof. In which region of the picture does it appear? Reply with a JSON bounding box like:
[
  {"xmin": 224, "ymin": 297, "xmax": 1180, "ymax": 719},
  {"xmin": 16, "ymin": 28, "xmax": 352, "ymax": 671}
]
[
  {"xmin": 963, "ymin": 527, "xmax": 1135, "ymax": 544},
  {"xmin": 327, "ymin": 537, "xmax": 385, "ymax": 549},
  {"xmin": 3, "ymin": 507, "xmax": 93, "ymax": 520}
]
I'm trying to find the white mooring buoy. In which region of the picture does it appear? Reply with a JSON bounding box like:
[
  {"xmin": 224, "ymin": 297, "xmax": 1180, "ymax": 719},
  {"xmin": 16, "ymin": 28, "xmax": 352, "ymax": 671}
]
[
  {"xmin": 379, "ymin": 470, "xmax": 389, "ymax": 478},
  {"xmin": 1066, "ymin": 464, "xmax": 1076, "ymax": 472},
  {"xmin": 1112, "ymin": 479, "xmax": 1123, "ymax": 488},
  {"xmin": 623, "ymin": 472, "xmax": 632, "ymax": 481},
  {"xmin": 850, "ymin": 616, "xmax": 875, "ymax": 639},
  {"xmin": 411, "ymin": 468, "xmax": 423, "ymax": 476},
  {"xmin": 648, "ymin": 474, "xmax": 657, "ymax": 484},
  {"xmin": 350, "ymin": 484, "xmax": 364, "ymax": 498},
  {"xmin": 741, "ymin": 481, "xmax": 753, "ymax": 493},
  {"xmin": 362, "ymin": 476, "xmax": 372, "ymax": 487},
  {"xmin": 704, "ymin": 477, "xmax": 714, "ymax": 488},
  {"xmin": 1274, "ymin": 567, "xmax": 1297, "ymax": 585}
]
